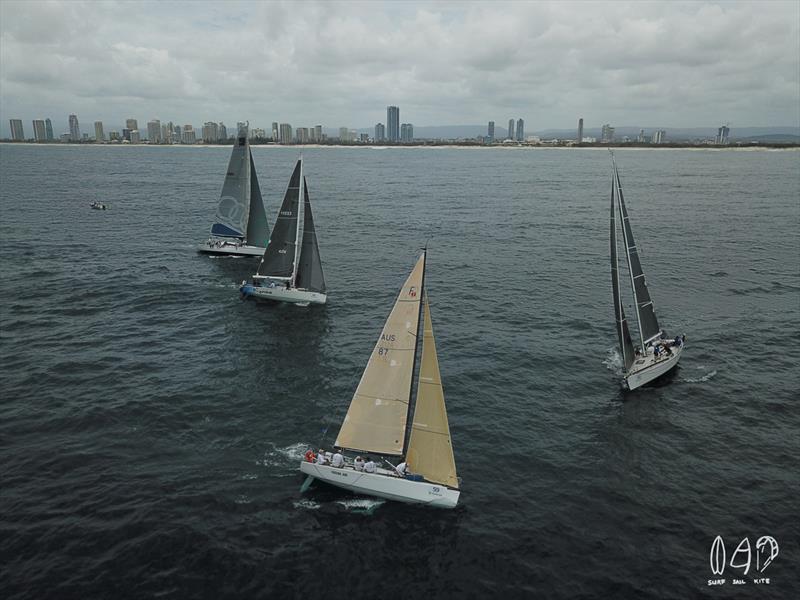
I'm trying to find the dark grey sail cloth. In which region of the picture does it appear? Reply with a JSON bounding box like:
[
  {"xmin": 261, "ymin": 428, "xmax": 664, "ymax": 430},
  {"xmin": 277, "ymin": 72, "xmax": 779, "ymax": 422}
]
[
  {"xmin": 615, "ymin": 167, "xmax": 661, "ymax": 344},
  {"xmin": 295, "ymin": 177, "xmax": 326, "ymax": 292},
  {"xmin": 245, "ymin": 153, "xmax": 270, "ymax": 247},
  {"xmin": 256, "ymin": 160, "xmax": 302, "ymax": 278},
  {"xmin": 611, "ymin": 178, "xmax": 636, "ymax": 371},
  {"xmin": 211, "ymin": 134, "xmax": 249, "ymax": 238}
]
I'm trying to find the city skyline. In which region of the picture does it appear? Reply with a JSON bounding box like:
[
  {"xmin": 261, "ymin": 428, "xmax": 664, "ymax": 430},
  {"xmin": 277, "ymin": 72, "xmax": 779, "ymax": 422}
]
[{"xmin": 1, "ymin": 1, "xmax": 798, "ymax": 139}]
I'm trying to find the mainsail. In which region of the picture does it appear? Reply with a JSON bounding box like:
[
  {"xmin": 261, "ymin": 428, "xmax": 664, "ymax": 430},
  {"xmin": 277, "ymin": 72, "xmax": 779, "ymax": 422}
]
[
  {"xmin": 245, "ymin": 153, "xmax": 270, "ymax": 247},
  {"xmin": 610, "ymin": 177, "xmax": 636, "ymax": 371},
  {"xmin": 295, "ymin": 177, "xmax": 326, "ymax": 293},
  {"xmin": 406, "ymin": 294, "xmax": 459, "ymax": 489},
  {"xmin": 335, "ymin": 253, "xmax": 425, "ymax": 456},
  {"xmin": 211, "ymin": 128, "xmax": 250, "ymax": 238},
  {"xmin": 614, "ymin": 165, "xmax": 661, "ymax": 344},
  {"xmin": 256, "ymin": 159, "xmax": 302, "ymax": 279}
]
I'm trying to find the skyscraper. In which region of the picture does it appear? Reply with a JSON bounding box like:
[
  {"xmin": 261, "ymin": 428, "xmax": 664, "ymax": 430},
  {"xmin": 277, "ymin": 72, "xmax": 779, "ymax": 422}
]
[
  {"xmin": 652, "ymin": 130, "xmax": 666, "ymax": 144},
  {"xmin": 271, "ymin": 122, "xmax": 279, "ymax": 141},
  {"xmin": 296, "ymin": 127, "xmax": 309, "ymax": 143},
  {"xmin": 68, "ymin": 114, "xmax": 81, "ymax": 141},
  {"xmin": 314, "ymin": 125, "xmax": 323, "ymax": 142},
  {"xmin": 126, "ymin": 118, "xmax": 138, "ymax": 131},
  {"xmin": 488, "ymin": 121, "xmax": 495, "ymax": 141},
  {"xmin": 279, "ymin": 123, "xmax": 292, "ymax": 144},
  {"xmin": 516, "ymin": 118, "xmax": 524, "ymax": 141},
  {"xmin": 148, "ymin": 120, "xmax": 162, "ymax": 143},
  {"xmin": 577, "ymin": 118, "xmax": 583, "ymax": 143},
  {"xmin": 375, "ymin": 122, "xmax": 385, "ymax": 141},
  {"xmin": 507, "ymin": 119, "xmax": 514, "ymax": 140},
  {"xmin": 716, "ymin": 125, "xmax": 730, "ymax": 145},
  {"xmin": 218, "ymin": 122, "xmax": 227, "ymax": 141},
  {"xmin": 400, "ymin": 123, "xmax": 414, "ymax": 142},
  {"xmin": 94, "ymin": 121, "xmax": 105, "ymax": 142},
  {"xmin": 45, "ymin": 118, "xmax": 54, "ymax": 140},
  {"xmin": 9, "ymin": 119, "xmax": 24, "ymax": 140},
  {"xmin": 601, "ymin": 124, "xmax": 615, "ymax": 143},
  {"xmin": 387, "ymin": 106, "xmax": 400, "ymax": 142},
  {"xmin": 202, "ymin": 121, "xmax": 218, "ymax": 143},
  {"xmin": 32, "ymin": 119, "xmax": 47, "ymax": 142}
]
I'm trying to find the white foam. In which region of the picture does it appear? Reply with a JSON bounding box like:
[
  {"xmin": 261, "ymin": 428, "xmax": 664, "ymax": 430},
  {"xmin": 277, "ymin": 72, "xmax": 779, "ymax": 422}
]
[
  {"xmin": 293, "ymin": 498, "xmax": 321, "ymax": 510},
  {"xmin": 682, "ymin": 369, "xmax": 718, "ymax": 383}
]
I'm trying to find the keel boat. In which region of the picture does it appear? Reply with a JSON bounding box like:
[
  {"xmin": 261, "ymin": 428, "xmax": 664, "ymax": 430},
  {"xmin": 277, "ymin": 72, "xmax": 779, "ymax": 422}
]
[
  {"xmin": 198, "ymin": 125, "xmax": 270, "ymax": 257},
  {"xmin": 610, "ymin": 152, "xmax": 685, "ymax": 390},
  {"xmin": 239, "ymin": 156, "xmax": 326, "ymax": 306},
  {"xmin": 300, "ymin": 251, "xmax": 460, "ymax": 508}
]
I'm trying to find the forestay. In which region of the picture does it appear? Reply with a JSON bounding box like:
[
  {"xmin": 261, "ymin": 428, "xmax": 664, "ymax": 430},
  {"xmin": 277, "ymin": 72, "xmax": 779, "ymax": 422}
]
[
  {"xmin": 295, "ymin": 177, "xmax": 326, "ymax": 293},
  {"xmin": 211, "ymin": 130, "xmax": 250, "ymax": 238},
  {"xmin": 335, "ymin": 253, "xmax": 425, "ymax": 456},
  {"xmin": 405, "ymin": 294, "xmax": 459, "ymax": 489},
  {"xmin": 257, "ymin": 160, "xmax": 302, "ymax": 278}
]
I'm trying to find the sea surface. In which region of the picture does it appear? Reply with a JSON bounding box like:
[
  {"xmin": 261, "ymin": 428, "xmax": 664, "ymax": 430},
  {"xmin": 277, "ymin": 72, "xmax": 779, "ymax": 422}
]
[{"xmin": 1, "ymin": 143, "xmax": 798, "ymax": 599}]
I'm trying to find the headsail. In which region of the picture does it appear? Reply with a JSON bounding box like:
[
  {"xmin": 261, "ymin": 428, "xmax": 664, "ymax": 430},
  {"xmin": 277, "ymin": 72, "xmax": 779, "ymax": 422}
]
[
  {"xmin": 245, "ymin": 152, "xmax": 270, "ymax": 247},
  {"xmin": 614, "ymin": 165, "xmax": 661, "ymax": 344},
  {"xmin": 610, "ymin": 176, "xmax": 636, "ymax": 370},
  {"xmin": 406, "ymin": 294, "xmax": 458, "ymax": 489},
  {"xmin": 335, "ymin": 253, "xmax": 425, "ymax": 456},
  {"xmin": 295, "ymin": 177, "xmax": 326, "ymax": 293},
  {"xmin": 256, "ymin": 159, "xmax": 302, "ymax": 279},
  {"xmin": 211, "ymin": 126, "xmax": 250, "ymax": 238}
]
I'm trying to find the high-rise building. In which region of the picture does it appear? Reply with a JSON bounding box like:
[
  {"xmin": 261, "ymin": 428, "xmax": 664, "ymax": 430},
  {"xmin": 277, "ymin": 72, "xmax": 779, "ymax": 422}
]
[
  {"xmin": 375, "ymin": 122, "xmax": 385, "ymax": 141},
  {"xmin": 109, "ymin": 131, "xmax": 120, "ymax": 142},
  {"xmin": 338, "ymin": 127, "xmax": 350, "ymax": 142},
  {"xmin": 507, "ymin": 119, "xmax": 515, "ymax": 140},
  {"xmin": 94, "ymin": 121, "xmax": 105, "ymax": 142},
  {"xmin": 181, "ymin": 125, "xmax": 196, "ymax": 144},
  {"xmin": 577, "ymin": 118, "xmax": 583, "ymax": 142},
  {"xmin": 652, "ymin": 130, "xmax": 666, "ymax": 144},
  {"xmin": 202, "ymin": 121, "xmax": 218, "ymax": 143},
  {"xmin": 32, "ymin": 119, "xmax": 47, "ymax": 142},
  {"xmin": 516, "ymin": 118, "xmax": 524, "ymax": 141},
  {"xmin": 488, "ymin": 121, "xmax": 495, "ymax": 141},
  {"xmin": 68, "ymin": 114, "xmax": 81, "ymax": 141},
  {"xmin": 296, "ymin": 127, "xmax": 309, "ymax": 143},
  {"xmin": 279, "ymin": 123, "xmax": 292, "ymax": 144},
  {"xmin": 314, "ymin": 125, "xmax": 323, "ymax": 142},
  {"xmin": 716, "ymin": 125, "xmax": 730, "ymax": 145},
  {"xmin": 161, "ymin": 124, "xmax": 170, "ymax": 143},
  {"xmin": 601, "ymin": 124, "xmax": 615, "ymax": 143},
  {"xmin": 9, "ymin": 119, "xmax": 24, "ymax": 140},
  {"xmin": 148, "ymin": 120, "xmax": 162, "ymax": 143},
  {"xmin": 122, "ymin": 128, "xmax": 132, "ymax": 141},
  {"xmin": 126, "ymin": 118, "xmax": 138, "ymax": 131},
  {"xmin": 218, "ymin": 122, "xmax": 227, "ymax": 141},
  {"xmin": 387, "ymin": 106, "xmax": 400, "ymax": 141},
  {"xmin": 271, "ymin": 122, "xmax": 279, "ymax": 141},
  {"xmin": 45, "ymin": 118, "xmax": 54, "ymax": 140},
  {"xmin": 400, "ymin": 123, "xmax": 414, "ymax": 142}
]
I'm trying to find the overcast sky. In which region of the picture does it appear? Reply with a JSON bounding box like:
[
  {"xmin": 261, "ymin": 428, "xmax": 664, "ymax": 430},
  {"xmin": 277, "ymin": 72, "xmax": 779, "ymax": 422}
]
[{"xmin": 1, "ymin": 0, "xmax": 798, "ymax": 137}]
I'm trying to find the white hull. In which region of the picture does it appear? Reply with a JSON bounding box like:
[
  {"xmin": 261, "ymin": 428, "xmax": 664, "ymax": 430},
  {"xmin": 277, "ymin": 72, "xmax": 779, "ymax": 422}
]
[
  {"xmin": 625, "ymin": 344, "xmax": 683, "ymax": 390},
  {"xmin": 197, "ymin": 240, "xmax": 265, "ymax": 257},
  {"xmin": 240, "ymin": 283, "xmax": 326, "ymax": 306},
  {"xmin": 300, "ymin": 461, "xmax": 460, "ymax": 509}
]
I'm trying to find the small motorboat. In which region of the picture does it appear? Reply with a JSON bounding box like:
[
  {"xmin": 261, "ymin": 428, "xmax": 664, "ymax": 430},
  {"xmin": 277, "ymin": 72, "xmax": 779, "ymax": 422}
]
[{"xmin": 90, "ymin": 202, "xmax": 108, "ymax": 210}]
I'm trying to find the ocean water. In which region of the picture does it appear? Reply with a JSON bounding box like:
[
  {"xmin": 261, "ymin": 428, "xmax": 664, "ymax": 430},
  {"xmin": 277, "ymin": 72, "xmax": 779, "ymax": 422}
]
[{"xmin": 1, "ymin": 144, "xmax": 798, "ymax": 599}]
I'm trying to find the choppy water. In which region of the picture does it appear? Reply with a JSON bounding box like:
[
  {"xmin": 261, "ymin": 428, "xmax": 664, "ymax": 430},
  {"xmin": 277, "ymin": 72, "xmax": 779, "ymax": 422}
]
[{"xmin": 1, "ymin": 144, "xmax": 798, "ymax": 599}]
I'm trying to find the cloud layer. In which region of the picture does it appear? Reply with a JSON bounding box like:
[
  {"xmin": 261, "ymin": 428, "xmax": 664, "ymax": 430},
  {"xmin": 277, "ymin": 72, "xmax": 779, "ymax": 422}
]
[{"xmin": 1, "ymin": 0, "xmax": 798, "ymax": 136}]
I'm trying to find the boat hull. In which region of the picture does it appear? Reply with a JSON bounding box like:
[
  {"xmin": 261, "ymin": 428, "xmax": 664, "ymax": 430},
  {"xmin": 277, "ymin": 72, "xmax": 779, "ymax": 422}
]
[
  {"xmin": 240, "ymin": 283, "xmax": 327, "ymax": 306},
  {"xmin": 197, "ymin": 241, "xmax": 265, "ymax": 256},
  {"xmin": 625, "ymin": 344, "xmax": 684, "ymax": 390},
  {"xmin": 299, "ymin": 461, "xmax": 460, "ymax": 508}
]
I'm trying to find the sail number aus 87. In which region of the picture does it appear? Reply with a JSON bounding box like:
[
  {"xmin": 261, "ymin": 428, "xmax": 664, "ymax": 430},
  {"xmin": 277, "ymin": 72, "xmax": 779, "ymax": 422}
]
[{"xmin": 377, "ymin": 334, "xmax": 396, "ymax": 357}]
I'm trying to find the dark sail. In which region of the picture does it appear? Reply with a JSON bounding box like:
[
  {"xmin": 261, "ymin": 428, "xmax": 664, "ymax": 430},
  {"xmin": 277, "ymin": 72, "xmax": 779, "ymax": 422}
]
[
  {"xmin": 295, "ymin": 177, "xmax": 326, "ymax": 293},
  {"xmin": 615, "ymin": 167, "xmax": 661, "ymax": 343},
  {"xmin": 256, "ymin": 159, "xmax": 302, "ymax": 278},
  {"xmin": 211, "ymin": 129, "xmax": 249, "ymax": 238},
  {"xmin": 611, "ymin": 177, "xmax": 636, "ymax": 371},
  {"xmin": 245, "ymin": 153, "xmax": 270, "ymax": 247}
]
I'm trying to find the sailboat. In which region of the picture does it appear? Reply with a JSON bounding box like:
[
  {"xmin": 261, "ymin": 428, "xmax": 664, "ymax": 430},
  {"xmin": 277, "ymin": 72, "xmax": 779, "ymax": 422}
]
[
  {"xmin": 197, "ymin": 125, "xmax": 270, "ymax": 257},
  {"xmin": 239, "ymin": 156, "xmax": 326, "ymax": 306},
  {"xmin": 610, "ymin": 152, "xmax": 685, "ymax": 390},
  {"xmin": 300, "ymin": 251, "xmax": 460, "ymax": 508}
]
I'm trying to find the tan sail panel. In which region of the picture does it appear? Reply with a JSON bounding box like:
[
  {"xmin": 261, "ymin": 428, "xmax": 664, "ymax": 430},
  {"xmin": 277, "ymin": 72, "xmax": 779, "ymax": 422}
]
[
  {"xmin": 406, "ymin": 294, "xmax": 459, "ymax": 489},
  {"xmin": 334, "ymin": 253, "xmax": 425, "ymax": 455}
]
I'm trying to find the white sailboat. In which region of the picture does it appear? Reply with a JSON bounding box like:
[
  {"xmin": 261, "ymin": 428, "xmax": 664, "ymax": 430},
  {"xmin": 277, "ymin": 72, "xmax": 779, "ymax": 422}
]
[
  {"xmin": 239, "ymin": 156, "xmax": 326, "ymax": 306},
  {"xmin": 197, "ymin": 125, "xmax": 270, "ymax": 257},
  {"xmin": 610, "ymin": 152, "xmax": 685, "ymax": 390},
  {"xmin": 300, "ymin": 251, "xmax": 461, "ymax": 508}
]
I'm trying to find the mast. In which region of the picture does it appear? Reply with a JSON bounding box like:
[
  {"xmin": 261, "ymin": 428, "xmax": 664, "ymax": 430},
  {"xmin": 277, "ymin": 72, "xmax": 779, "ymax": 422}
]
[
  {"xmin": 402, "ymin": 249, "xmax": 426, "ymax": 456},
  {"xmin": 290, "ymin": 157, "xmax": 304, "ymax": 288}
]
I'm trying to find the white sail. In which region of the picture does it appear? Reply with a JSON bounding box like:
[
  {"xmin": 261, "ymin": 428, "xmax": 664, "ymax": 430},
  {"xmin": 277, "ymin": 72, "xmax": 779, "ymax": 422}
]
[
  {"xmin": 334, "ymin": 253, "xmax": 425, "ymax": 456},
  {"xmin": 406, "ymin": 294, "xmax": 459, "ymax": 489}
]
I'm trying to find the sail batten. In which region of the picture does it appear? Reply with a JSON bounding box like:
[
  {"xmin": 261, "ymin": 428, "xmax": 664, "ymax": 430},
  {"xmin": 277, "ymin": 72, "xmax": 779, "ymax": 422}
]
[{"xmin": 334, "ymin": 254, "xmax": 425, "ymax": 456}]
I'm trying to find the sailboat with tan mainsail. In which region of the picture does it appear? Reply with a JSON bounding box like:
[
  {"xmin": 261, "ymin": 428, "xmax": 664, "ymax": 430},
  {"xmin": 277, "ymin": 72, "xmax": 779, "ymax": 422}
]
[{"xmin": 300, "ymin": 250, "xmax": 460, "ymax": 508}]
